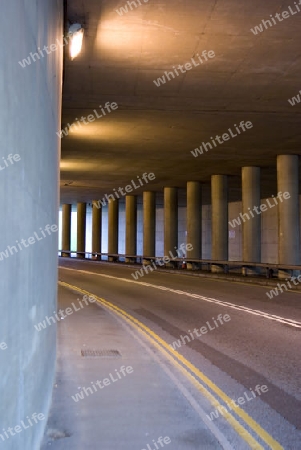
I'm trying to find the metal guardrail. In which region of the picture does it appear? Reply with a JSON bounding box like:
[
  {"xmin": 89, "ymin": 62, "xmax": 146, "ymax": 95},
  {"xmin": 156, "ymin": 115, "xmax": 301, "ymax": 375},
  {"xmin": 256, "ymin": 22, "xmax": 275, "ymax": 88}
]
[{"xmin": 58, "ymin": 250, "xmax": 301, "ymax": 277}]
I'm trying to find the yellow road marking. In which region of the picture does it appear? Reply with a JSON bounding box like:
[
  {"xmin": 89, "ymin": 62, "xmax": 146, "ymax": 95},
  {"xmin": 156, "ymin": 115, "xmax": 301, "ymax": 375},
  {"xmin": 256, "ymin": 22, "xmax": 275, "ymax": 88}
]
[
  {"xmin": 59, "ymin": 281, "xmax": 284, "ymax": 450},
  {"xmin": 60, "ymin": 267, "xmax": 301, "ymax": 328}
]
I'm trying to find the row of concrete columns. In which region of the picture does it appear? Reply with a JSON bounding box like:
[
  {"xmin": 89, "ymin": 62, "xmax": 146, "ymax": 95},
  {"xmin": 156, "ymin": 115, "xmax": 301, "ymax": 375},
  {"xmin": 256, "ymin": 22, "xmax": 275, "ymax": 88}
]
[{"xmin": 61, "ymin": 155, "xmax": 300, "ymax": 273}]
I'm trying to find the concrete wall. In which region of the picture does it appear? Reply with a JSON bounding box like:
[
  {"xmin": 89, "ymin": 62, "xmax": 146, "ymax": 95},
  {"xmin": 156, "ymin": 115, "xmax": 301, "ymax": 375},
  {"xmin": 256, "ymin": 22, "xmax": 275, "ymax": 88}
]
[
  {"xmin": 101, "ymin": 205, "xmax": 109, "ymax": 254},
  {"xmin": 71, "ymin": 204, "xmax": 78, "ymax": 254},
  {"xmin": 118, "ymin": 200, "xmax": 125, "ymax": 254},
  {"xmin": 137, "ymin": 198, "xmax": 143, "ymax": 255},
  {"xmin": 86, "ymin": 204, "xmax": 93, "ymax": 254},
  {"xmin": 0, "ymin": 2, "xmax": 63, "ymax": 449},
  {"xmin": 202, "ymin": 204, "xmax": 212, "ymax": 259},
  {"xmin": 156, "ymin": 200, "xmax": 164, "ymax": 256},
  {"xmin": 228, "ymin": 201, "xmax": 243, "ymax": 261}
]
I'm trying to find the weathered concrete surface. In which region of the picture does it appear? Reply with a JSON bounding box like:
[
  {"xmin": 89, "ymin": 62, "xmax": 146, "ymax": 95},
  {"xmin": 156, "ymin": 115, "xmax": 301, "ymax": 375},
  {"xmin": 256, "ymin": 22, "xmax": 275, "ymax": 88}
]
[{"xmin": 0, "ymin": 1, "xmax": 63, "ymax": 448}]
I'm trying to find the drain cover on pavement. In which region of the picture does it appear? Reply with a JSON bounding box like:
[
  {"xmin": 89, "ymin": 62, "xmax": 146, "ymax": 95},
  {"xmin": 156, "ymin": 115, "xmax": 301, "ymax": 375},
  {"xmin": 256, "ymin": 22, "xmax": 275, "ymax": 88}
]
[
  {"xmin": 47, "ymin": 429, "xmax": 71, "ymax": 440},
  {"xmin": 81, "ymin": 349, "xmax": 121, "ymax": 358}
]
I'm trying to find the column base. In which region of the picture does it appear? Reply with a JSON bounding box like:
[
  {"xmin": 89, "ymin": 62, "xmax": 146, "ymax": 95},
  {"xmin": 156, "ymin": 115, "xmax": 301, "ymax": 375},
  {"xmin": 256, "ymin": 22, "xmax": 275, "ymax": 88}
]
[
  {"xmin": 165, "ymin": 261, "xmax": 177, "ymax": 269},
  {"xmin": 187, "ymin": 262, "xmax": 199, "ymax": 270},
  {"xmin": 61, "ymin": 252, "xmax": 70, "ymax": 258},
  {"xmin": 211, "ymin": 264, "xmax": 225, "ymax": 274},
  {"xmin": 108, "ymin": 256, "xmax": 118, "ymax": 262},
  {"xmin": 278, "ymin": 269, "xmax": 300, "ymax": 279},
  {"xmin": 125, "ymin": 257, "xmax": 136, "ymax": 264},
  {"xmin": 242, "ymin": 266, "xmax": 260, "ymax": 276},
  {"xmin": 143, "ymin": 259, "xmax": 153, "ymax": 266}
]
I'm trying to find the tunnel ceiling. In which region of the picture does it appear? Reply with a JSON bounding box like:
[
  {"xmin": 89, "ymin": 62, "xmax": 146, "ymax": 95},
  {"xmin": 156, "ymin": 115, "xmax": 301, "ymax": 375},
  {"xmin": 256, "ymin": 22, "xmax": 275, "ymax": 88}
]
[{"xmin": 61, "ymin": 0, "xmax": 301, "ymax": 204}]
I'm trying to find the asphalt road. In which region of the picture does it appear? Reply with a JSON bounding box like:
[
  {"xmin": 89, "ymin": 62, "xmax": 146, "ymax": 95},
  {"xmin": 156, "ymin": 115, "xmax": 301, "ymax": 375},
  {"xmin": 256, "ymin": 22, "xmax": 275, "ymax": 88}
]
[{"xmin": 58, "ymin": 258, "xmax": 301, "ymax": 450}]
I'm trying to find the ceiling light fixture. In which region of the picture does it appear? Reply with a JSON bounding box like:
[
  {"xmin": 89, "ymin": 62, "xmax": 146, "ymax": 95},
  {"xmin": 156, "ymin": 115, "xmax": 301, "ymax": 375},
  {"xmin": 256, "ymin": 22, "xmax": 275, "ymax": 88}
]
[{"xmin": 68, "ymin": 23, "xmax": 84, "ymax": 60}]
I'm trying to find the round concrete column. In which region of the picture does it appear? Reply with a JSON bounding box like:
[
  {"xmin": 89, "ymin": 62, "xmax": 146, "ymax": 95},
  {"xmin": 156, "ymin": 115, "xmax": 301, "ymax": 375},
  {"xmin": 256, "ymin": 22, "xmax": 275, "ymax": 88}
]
[
  {"xmin": 125, "ymin": 196, "xmax": 137, "ymax": 263},
  {"xmin": 164, "ymin": 187, "xmax": 178, "ymax": 267},
  {"xmin": 62, "ymin": 204, "xmax": 71, "ymax": 257},
  {"xmin": 77, "ymin": 203, "xmax": 86, "ymax": 259},
  {"xmin": 92, "ymin": 202, "xmax": 102, "ymax": 260},
  {"xmin": 186, "ymin": 181, "xmax": 201, "ymax": 270},
  {"xmin": 242, "ymin": 167, "xmax": 261, "ymax": 275},
  {"xmin": 108, "ymin": 199, "xmax": 119, "ymax": 262},
  {"xmin": 143, "ymin": 191, "xmax": 156, "ymax": 264},
  {"xmin": 277, "ymin": 155, "xmax": 300, "ymax": 278},
  {"xmin": 211, "ymin": 175, "xmax": 228, "ymax": 273}
]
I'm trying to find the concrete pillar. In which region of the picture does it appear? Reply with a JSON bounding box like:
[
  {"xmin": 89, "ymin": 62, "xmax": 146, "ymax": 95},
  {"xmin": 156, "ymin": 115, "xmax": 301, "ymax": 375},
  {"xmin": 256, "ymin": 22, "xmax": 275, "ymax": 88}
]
[
  {"xmin": 0, "ymin": 3, "xmax": 63, "ymax": 446},
  {"xmin": 186, "ymin": 181, "xmax": 201, "ymax": 269},
  {"xmin": 108, "ymin": 199, "xmax": 119, "ymax": 262},
  {"xmin": 125, "ymin": 196, "xmax": 137, "ymax": 263},
  {"xmin": 143, "ymin": 191, "xmax": 156, "ymax": 264},
  {"xmin": 164, "ymin": 187, "xmax": 178, "ymax": 266},
  {"xmin": 77, "ymin": 203, "xmax": 86, "ymax": 259},
  {"xmin": 62, "ymin": 204, "xmax": 71, "ymax": 257},
  {"xmin": 92, "ymin": 202, "xmax": 102, "ymax": 260},
  {"xmin": 277, "ymin": 155, "xmax": 300, "ymax": 278},
  {"xmin": 242, "ymin": 167, "xmax": 261, "ymax": 275},
  {"xmin": 211, "ymin": 175, "xmax": 228, "ymax": 273}
]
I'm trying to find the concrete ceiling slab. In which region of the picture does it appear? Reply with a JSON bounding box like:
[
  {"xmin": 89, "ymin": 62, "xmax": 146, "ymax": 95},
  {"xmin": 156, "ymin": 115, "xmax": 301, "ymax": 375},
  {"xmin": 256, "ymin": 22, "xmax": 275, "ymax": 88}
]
[{"xmin": 61, "ymin": 0, "xmax": 301, "ymax": 203}]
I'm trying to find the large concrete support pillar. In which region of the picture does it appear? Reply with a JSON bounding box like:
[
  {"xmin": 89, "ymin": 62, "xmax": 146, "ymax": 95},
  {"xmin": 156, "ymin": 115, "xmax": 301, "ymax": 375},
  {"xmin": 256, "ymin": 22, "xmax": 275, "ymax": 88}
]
[
  {"xmin": 186, "ymin": 181, "xmax": 201, "ymax": 269},
  {"xmin": 0, "ymin": 3, "xmax": 63, "ymax": 447},
  {"xmin": 92, "ymin": 202, "xmax": 102, "ymax": 260},
  {"xmin": 62, "ymin": 204, "xmax": 71, "ymax": 257},
  {"xmin": 77, "ymin": 203, "xmax": 86, "ymax": 259},
  {"xmin": 211, "ymin": 175, "xmax": 228, "ymax": 273},
  {"xmin": 125, "ymin": 196, "xmax": 137, "ymax": 263},
  {"xmin": 164, "ymin": 187, "xmax": 178, "ymax": 266},
  {"xmin": 143, "ymin": 191, "xmax": 156, "ymax": 264},
  {"xmin": 242, "ymin": 167, "xmax": 261, "ymax": 274},
  {"xmin": 277, "ymin": 155, "xmax": 300, "ymax": 278},
  {"xmin": 108, "ymin": 199, "xmax": 119, "ymax": 262}
]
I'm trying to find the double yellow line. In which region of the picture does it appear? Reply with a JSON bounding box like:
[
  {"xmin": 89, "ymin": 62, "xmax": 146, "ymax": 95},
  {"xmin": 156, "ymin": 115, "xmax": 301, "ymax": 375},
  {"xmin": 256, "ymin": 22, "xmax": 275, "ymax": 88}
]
[{"xmin": 59, "ymin": 281, "xmax": 283, "ymax": 450}]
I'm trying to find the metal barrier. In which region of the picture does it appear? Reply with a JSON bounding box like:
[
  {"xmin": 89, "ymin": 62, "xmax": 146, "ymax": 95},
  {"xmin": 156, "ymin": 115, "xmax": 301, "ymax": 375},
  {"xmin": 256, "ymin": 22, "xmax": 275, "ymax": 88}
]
[{"xmin": 58, "ymin": 250, "xmax": 301, "ymax": 278}]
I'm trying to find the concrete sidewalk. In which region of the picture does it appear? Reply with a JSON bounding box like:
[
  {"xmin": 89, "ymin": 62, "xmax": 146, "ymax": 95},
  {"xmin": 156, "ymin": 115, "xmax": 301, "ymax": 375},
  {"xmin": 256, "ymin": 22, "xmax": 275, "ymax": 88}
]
[{"xmin": 41, "ymin": 285, "xmax": 224, "ymax": 450}]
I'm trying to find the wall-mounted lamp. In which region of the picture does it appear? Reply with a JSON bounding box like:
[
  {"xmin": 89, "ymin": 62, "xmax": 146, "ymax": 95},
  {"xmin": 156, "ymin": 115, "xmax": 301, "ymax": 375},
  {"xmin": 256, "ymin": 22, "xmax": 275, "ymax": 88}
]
[{"xmin": 68, "ymin": 23, "xmax": 84, "ymax": 60}]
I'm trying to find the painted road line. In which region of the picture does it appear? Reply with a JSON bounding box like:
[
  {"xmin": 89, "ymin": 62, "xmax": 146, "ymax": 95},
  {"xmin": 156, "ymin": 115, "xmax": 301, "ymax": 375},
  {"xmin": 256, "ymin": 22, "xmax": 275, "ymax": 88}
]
[
  {"xmin": 59, "ymin": 280, "xmax": 284, "ymax": 450},
  {"xmin": 60, "ymin": 267, "xmax": 301, "ymax": 329},
  {"xmin": 114, "ymin": 308, "xmax": 235, "ymax": 450}
]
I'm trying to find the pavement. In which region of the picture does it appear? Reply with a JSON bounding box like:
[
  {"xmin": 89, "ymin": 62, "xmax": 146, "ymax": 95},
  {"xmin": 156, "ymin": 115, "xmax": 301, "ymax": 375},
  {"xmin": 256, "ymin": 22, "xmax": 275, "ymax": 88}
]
[{"xmin": 41, "ymin": 284, "xmax": 225, "ymax": 450}]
